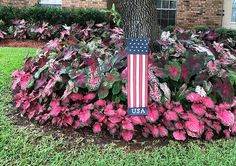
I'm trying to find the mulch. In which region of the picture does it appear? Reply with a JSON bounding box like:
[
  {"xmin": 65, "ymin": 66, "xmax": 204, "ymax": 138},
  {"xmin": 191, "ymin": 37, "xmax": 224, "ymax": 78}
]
[
  {"xmin": 0, "ymin": 39, "xmax": 46, "ymax": 48},
  {"xmin": 6, "ymin": 108, "xmax": 170, "ymax": 151}
]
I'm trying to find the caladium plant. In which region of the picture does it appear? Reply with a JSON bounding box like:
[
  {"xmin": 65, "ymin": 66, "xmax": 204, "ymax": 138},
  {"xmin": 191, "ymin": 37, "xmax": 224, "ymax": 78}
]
[{"xmin": 12, "ymin": 24, "xmax": 236, "ymax": 142}]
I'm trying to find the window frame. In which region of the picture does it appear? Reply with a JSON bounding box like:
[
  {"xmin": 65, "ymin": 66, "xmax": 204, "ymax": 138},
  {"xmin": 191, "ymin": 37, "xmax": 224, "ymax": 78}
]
[
  {"xmin": 231, "ymin": 0, "xmax": 236, "ymax": 23},
  {"xmin": 156, "ymin": 0, "xmax": 177, "ymax": 27},
  {"xmin": 38, "ymin": 0, "xmax": 62, "ymax": 8}
]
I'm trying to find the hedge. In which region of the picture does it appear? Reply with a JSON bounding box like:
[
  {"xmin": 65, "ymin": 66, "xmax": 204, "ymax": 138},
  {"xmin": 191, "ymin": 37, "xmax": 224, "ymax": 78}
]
[{"xmin": 0, "ymin": 5, "xmax": 108, "ymax": 28}]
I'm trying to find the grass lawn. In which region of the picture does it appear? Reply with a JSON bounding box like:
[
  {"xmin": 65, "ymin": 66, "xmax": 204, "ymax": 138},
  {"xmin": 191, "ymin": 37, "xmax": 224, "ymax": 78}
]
[{"xmin": 1, "ymin": 47, "xmax": 236, "ymax": 165}]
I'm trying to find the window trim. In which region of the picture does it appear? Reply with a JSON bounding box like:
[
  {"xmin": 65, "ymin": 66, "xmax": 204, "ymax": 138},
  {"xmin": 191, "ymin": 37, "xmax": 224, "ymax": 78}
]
[
  {"xmin": 231, "ymin": 0, "xmax": 236, "ymax": 23},
  {"xmin": 156, "ymin": 0, "xmax": 177, "ymax": 27},
  {"xmin": 38, "ymin": 0, "xmax": 62, "ymax": 7}
]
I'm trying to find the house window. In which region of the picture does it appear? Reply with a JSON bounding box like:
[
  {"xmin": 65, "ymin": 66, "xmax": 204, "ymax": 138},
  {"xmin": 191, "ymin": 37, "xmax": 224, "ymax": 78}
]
[
  {"xmin": 232, "ymin": 0, "xmax": 236, "ymax": 22},
  {"xmin": 39, "ymin": 0, "xmax": 62, "ymax": 8},
  {"xmin": 156, "ymin": 0, "xmax": 177, "ymax": 27}
]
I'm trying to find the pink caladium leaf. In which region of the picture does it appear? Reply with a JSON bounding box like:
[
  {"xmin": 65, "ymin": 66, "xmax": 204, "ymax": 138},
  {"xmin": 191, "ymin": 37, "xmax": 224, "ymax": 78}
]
[
  {"xmin": 191, "ymin": 103, "xmax": 206, "ymax": 117},
  {"xmin": 173, "ymin": 106, "xmax": 184, "ymax": 114},
  {"xmin": 50, "ymin": 98, "xmax": 61, "ymax": 116},
  {"xmin": 231, "ymin": 122, "xmax": 236, "ymax": 135},
  {"xmin": 151, "ymin": 125, "xmax": 159, "ymax": 138},
  {"xmin": 185, "ymin": 119, "xmax": 204, "ymax": 138},
  {"xmin": 94, "ymin": 100, "xmax": 106, "ymax": 107},
  {"xmin": 93, "ymin": 122, "xmax": 102, "ymax": 134},
  {"xmin": 104, "ymin": 104, "xmax": 115, "ymax": 116},
  {"xmin": 165, "ymin": 61, "xmax": 181, "ymax": 81},
  {"xmin": 79, "ymin": 110, "xmax": 91, "ymax": 123},
  {"xmin": 69, "ymin": 93, "xmax": 83, "ymax": 101},
  {"xmin": 201, "ymin": 97, "xmax": 215, "ymax": 109},
  {"xmin": 122, "ymin": 121, "xmax": 134, "ymax": 131},
  {"xmin": 20, "ymin": 74, "xmax": 31, "ymax": 90},
  {"xmin": 116, "ymin": 108, "xmax": 126, "ymax": 116},
  {"xmin": 109, "ymin": 116, "xmax": 122, "ymax": 124},
  {"xmin": 120, "ymin": 130, "xmax": 133, "ymax": 142},
  {"xmin": 83, "ymin": 93, "xmax": 95, "ymax": 103},
  {"xmin": 164, "ymin": 110, "xmax": 179, "ymax": 121},
  {"xmin": 216, "ymin": 110, "xmax": 234, "ymax": 127},
  {"xmin": 173, "ymin": 130, "xmax": 186, "ymax": 141},
  {"xmin": 63, "ymin": 115, "xmax": 73, "ymax": 126},
  {"xmin": 186, "ymin": 92, "xmax": 201, "ymax": 103},
  {"xmin": 130, "ymin": 116, "xmax": 143, "ymax": 125},
  {"xmin": 213, "ymin": 121, "xmax": 222, "ymax": 134},
  {"xmin": 205, "ymin": 130, "xmax": 214, "ymax": 141},
  {"xmin": 175, "ymin": 122, "xmax": 184, "ymax": 130},
  {"xmin": 223, "ymin": 129, "xmax": 231, "ymax": 139},
  {"xmin": 92, "ymin": 112, "xmax": 105, "ymax": 122},
  {"xmin": 158, "ymin": 126, "xmax": 168, "ymax": 137},
  {"xmin": 146, "ymin": 108, "xmax": 159, "ymax": 123},
  {"xmin": 121, "ymin": 67, "xmax": 128, "ymax": 79}
]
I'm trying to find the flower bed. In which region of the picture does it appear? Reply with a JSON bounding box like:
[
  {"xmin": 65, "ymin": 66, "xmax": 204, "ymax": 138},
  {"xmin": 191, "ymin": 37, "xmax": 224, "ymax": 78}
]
[{"xmin": 11, "ymin": 23, "xmax": 236, "ymax": 141}]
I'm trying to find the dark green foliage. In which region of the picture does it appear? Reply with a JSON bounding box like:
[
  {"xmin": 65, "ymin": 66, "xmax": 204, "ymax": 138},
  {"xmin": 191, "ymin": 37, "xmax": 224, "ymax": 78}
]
[
  {"xmin": 0, "ymin": 5, "xmax": 107, "ymax": 28},
  {"xmin": 216, "ymin": 28, "xmax": 236, "ymax": 39},
  {"xmin": 192, "ymin": 26, "xmax": 209, "ymax": 32},
  {"xmin": 163, "ymin": 25, "xmax": 175, "ymax": 32}
]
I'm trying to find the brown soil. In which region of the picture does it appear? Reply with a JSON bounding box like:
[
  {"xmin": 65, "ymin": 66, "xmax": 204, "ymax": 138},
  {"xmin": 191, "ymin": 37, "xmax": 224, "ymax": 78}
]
[
  {"xmin": 6, "ymin": 108, "xmax": 170, "ymax": 151},
  {"xmin": 0, "ymin": 39, "xmax": 46, "ymax": 48}
]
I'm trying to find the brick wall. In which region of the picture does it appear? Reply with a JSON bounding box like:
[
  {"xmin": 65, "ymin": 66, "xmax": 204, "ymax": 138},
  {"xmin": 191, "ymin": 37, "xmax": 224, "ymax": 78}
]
[
  {"xmin": 62, "ymin": 0, "xmax": 107, "ymax": 8},
  {"xmin": 176, "ymin": 0, "xmax": 223, "ymax": 28},
  {"xmin": 0, "ymin": 0, "xmax": 107, "ymax": 8},
  {"xmin": 0, "ymin": 0, "xmax": 37, "ymax": 7}
]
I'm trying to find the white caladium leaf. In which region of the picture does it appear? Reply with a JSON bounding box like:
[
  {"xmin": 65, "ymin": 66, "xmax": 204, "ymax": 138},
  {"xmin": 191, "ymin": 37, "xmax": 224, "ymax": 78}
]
[
  {"xmin": 160, "ymin": 82, "xmax": 171, "ymax": 102},
  {"xmin": 195, "ymin": 86, "xmax": 207, "ymax": 97}
]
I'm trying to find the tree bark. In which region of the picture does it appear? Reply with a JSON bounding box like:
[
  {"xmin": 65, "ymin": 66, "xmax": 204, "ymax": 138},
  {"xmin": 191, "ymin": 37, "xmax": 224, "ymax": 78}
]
[{"xmin": 119, "ymin": 0, "xmax": 159, "ymax": 50}]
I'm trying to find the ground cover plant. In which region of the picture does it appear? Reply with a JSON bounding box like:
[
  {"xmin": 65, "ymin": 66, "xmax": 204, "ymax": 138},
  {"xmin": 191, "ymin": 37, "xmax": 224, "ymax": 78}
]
[
  {"xmin": 11, "ymin": 22, "xmax": 236, "ymax": 142},
  {"xmin": 2, "ymin": 47, "xmax": 236, "ymax": 165}
]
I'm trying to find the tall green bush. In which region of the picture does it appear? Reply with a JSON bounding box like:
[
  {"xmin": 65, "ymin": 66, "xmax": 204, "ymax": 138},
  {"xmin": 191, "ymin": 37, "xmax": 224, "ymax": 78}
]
[{"xmin": 0, "ymin": 5, "xmax": 107, "ymax": 27}]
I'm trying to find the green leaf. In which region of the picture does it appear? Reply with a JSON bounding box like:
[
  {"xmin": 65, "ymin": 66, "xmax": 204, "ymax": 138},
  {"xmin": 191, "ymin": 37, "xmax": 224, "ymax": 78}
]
[
  {"xmin": 228, "ymin": 71, "xmax": 236, "ymax": 86},
  {"xmin": 203, "ymin": 81, "xmax": 213, "ymax": 95},
  {"xmin": 98, "ymin": 84, "xmax": 109, "ymax": 99},
  {"xmin": 105, "ymin": 69, "xmax": 120, "ymax": 89},
  {"xmin": 26, "ymin": 78, "xmax": 35, "ymax": 89},
  {"xmin": 120, "ymin": 92, "xmax": 127, "ymax": 102},
  {"xmin": 112, "ymin": 81, "xmax": 122, "ymax": 95},
  {"xmin": 114, "ymin": 95, "xmax": 121, "ymax": 104},
  {"xmin": 34, "ymin": 64, "xmax": 48, "ymax": 79}
]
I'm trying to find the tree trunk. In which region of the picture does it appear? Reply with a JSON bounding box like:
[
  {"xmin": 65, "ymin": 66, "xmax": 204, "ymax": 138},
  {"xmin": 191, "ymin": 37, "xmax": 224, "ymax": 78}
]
[{"xmin": 119, "ymin": 0, "xmax": 159, "ymax": 50}]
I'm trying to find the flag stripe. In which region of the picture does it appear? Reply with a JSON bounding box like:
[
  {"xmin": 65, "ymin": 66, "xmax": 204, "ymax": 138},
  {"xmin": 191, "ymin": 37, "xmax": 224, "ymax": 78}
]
[
  {"xmin": 128, "ymin": 54, "xmax": 131, "ymax": 107},
  {"xmin": 130, "ymin": 54, "xmax": 134, "ymax": 107},
  {"xmin": 142, "ymin": 54, "xmax": 146, "ymax": 107},
  {"xmin": 139, "ymin": 55, "xmax": 143, "ymax": 107},
  {"xmin": 133, "ymin": 55, "xmax": 137, "ymax": 107},
  {"xmin": 145, "ymin": 55, "xmax": 148, "ymax": 106},
  {"xmin": 136, "ymin": 54, "xmax": 140, "ymax": 107}
]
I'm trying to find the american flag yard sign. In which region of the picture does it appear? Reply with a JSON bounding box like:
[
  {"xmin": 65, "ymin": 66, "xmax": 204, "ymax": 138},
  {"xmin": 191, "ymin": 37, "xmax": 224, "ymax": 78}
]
[{"xmin": 127, "ymin": 38, "xmax": 149, "ymax": 116}]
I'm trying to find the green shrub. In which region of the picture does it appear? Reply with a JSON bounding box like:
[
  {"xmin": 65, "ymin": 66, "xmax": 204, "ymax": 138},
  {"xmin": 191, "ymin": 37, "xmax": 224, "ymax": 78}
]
[
  {"xmin": 163, "ymin": 25, "xmax": 175, "ymax": 32},
  {"xmin": 216, "ymin": 27, "xmax": 236, "ymax": 39},
  {"xmin": 0, "ymin": 20, "xmax": 6, "ymax": 30},
  {"xmin": 192, "ymin": 26, "xmax": 209, "ymax": 32},
  {"xmin": 0, "ymin": 5, "xmax": 107, "ymax": 27}
]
